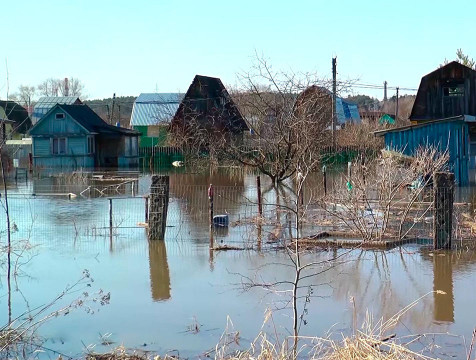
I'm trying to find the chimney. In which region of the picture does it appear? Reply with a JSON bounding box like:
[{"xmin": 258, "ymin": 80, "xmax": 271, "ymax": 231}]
[{"xmin": 64, "ymin": 78, "xmax": 69, "ymax": 96}]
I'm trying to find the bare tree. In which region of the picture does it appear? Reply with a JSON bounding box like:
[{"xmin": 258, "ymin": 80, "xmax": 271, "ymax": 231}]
[
  {"xmin": 14, "ymin": 85, "xmax": 35, "ymax": 107},
  {"xmin": 171, "ymin": 55, "xmax": 344, "ymax": 184},
  {"xmin": 38, "ymin": 77, "xmax": 84, "ymax": 97},
  {"xmin": 315, "ymin": 147, "xmax": 449, "ymax": 242}
]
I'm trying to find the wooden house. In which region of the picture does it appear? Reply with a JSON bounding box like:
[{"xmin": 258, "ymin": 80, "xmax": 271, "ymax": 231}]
[
  {"xmin": 376, "ymin": 61, "xmax": 476, "ymax": 185},
  {"xmin": 172, "ymin": 75, "xmax": 248, "ymax": 135},
  {"xmin": 295, "ymin": 86, "xmax": 361, "ymax": 128},
  {"xmin": 0, "ymin": 100, "xmax": 32, "ymax": 140},
  {"xmin": 410, "ymin": 61, "xmax": 476, "ymax": 122},
  {"xmin": 29, "ymin": 104, "xmax": 140, "ymax": 170}
]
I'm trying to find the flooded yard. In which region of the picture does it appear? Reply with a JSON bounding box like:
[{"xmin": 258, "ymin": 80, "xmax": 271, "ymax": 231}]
[{"xmin": 0, "ymin": 171, "xmax": 475, "ymax": 359}]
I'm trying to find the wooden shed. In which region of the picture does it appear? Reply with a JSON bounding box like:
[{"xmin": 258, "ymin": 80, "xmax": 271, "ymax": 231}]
[
  {"xmin": 410, "ymin": 61, "xmax": 476, "ymax": 122},
  {"xmin": 172, "ymin": 75, "xmax": 248, "ymax": 134}
]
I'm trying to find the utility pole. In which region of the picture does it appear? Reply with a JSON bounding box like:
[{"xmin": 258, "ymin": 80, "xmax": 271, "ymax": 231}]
[
  {"xmin": 332, "ymin": 57, "xmax": 337, "ymax": 148},
  {"xmin": 383, "ymin": 81, "xmax": 387, "ymax": 101},
  {"xmin": 110, "ymin": 93, "xmax": 116, "ymax": 124},
  {"xmin": 395, "ymin": 87, "xmax": 399, "ymax": 122}
]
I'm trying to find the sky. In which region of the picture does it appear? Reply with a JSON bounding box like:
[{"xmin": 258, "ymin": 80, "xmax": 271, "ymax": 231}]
[{"xmin": 3, "ymin": 0, "xmax": 476, "ymax": 101}]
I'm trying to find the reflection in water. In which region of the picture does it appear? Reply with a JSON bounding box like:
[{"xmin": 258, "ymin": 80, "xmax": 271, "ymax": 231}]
[
  {"xmin": 433, "ymin": 252, "xmax": 454, "ymax": 323},
  {"xmin": 148, "ymin": 241, "xmax": 171, "ymax": 301}
]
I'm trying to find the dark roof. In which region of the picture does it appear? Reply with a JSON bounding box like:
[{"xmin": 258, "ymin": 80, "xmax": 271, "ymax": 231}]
[
  {"xmin": 58, "ymin": 104, "xmax": 139, "ymax": 136},
  {"xmin": 173, "ymin": 75, "xmax": 249, "ymax": 133},
  {"xmin": 28, "ymin": 104, "xmax": 139, "ymax": 137},
  {"xmin": 0, "ymin": 100, "xmax": 32, "ymax": 134}
]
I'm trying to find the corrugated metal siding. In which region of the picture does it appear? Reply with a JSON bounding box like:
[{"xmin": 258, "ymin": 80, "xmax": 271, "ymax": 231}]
[
  {"xmin": 32, "ymin": 96, "xmax": 81, "ymax": 125},
  {"xmin": 383, "ymin": 120, "xmax": 469, "ymax": 185},
  {"xmin": 130, "ymin": 93, "xmax": 183, "ymax": 126},
  {"xmin": 336, "ymin": 98, "xmax": 361, "ymax": 125}
]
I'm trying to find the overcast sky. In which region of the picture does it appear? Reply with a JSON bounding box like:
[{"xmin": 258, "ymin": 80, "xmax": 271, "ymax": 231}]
[{"xmin": 2, "ymin": 0, "xmax": 475, "ymax": 100}]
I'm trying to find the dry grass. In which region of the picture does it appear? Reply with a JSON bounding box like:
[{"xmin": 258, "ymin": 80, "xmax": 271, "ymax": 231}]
[
  {"xmin": 220, "ymin": 292, "xmax": 448, "ymax": 360},
  {"xmin": 85, "ymin": 345, "xmax": 155, "ymax": 360}
]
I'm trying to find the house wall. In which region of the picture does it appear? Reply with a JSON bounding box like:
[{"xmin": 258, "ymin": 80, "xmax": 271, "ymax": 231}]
[
  {"xmin": 134, "ymin": 125, "xmax": 168, "ymax": 147},
  {"xmin": 383, "ymin": 120, "xmax": 470, "ymax": 185},
  {"xmin": 30, "ymin": 108, "xmax": 94, "ymax": 169}
]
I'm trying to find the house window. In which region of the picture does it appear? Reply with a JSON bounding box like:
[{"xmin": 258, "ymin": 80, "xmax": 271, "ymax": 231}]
[
  {"xmin": 87, "ymin": 136, "xmax": 94, "ymax": 154},
  {"xmin": 52, "ymin": 138, "xmax": 67, "ymax": 154},
  {"xmin": 55, "ymin": 113, "xmax": 65, "ymax": 119},
  {"xmin": 443, "ymin": 85, "xmax": 464, "ymax": 97}
]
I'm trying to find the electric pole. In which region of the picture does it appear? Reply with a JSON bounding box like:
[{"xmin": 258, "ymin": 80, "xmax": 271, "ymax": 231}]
[
  {"xmin": 110, "ymin": 93, "xmax": 116, "ymax": 124},
  {"xmin": 332, "ymin": 57, "xmax": 337, "ymax": 148},
  {"xmin": 395, "ymin": 87, "xmax": 399, "ymax": 122},
  {"xmin": 384, "ymin": 81, "xmax": 387, "ymax": 102}
]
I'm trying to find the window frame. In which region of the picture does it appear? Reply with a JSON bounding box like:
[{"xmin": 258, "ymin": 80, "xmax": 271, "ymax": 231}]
[
  {"xmin": 55, "ymin": 113, "xmax": 65, "ymax": 120},
  {"xmin": 87, "ymin": 136, "xmax": 95, "ymax": 154},
  {"xmin": 51, "ymin": 137, "xmax": 67, "ymax": 155}
]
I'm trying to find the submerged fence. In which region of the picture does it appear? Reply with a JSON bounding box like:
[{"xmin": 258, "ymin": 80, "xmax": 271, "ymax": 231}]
[{"xmin": 0, "ymin": 174, "xmax": 473, "ymax": 254}]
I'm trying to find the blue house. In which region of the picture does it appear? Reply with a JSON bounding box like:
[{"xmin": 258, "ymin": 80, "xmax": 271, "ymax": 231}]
[
  {"xmin": 375, "ymin": 62, "xmax": 476, "ymax": 186},
  {"xmin": 29, "ymin": 104, "xmax": 140, "ymax": 169}
]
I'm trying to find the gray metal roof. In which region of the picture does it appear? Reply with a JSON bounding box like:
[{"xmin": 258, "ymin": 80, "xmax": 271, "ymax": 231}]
[
  {"xmin": 32, "ymin": 96, "xmax": 82, "ymax": 124},
  {"xmin": 130, "ymin": 93, "xmax": 183, "ymax": 126}
]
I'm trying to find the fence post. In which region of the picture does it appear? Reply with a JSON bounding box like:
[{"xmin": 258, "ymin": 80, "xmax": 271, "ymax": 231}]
[
  {"xmin": 433, "ymin": 172, "xmax": 454, "ymax": 250},
  {"xmin": 109, "ymin": 198, "xmax": 113, "ymax": 239},
  {"xmin": 256, "ymin": 176, "xmax": 262, "ymax": 216},
  {"xmin": 322, "ymin": 165, "xmax": 327, "ymax": 196},
  {"xmin": 148, "ymin": 175, "xmax": 170, "ymax": 241},
  {"xmin": 208, "ymin": 184, "xmax": 214, "ymax": 248},
  {"xmin": 256, "ymin": 176, "xmax": 262, "ymax": 251},
  {"xmin": 145, "ymin": 196, "xmax": 149, "ymax": 222}
]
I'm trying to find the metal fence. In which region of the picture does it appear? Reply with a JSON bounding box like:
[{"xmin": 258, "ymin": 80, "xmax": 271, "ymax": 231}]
[{"xmin": 0, "ymin": 179, "xmax": 472, "ymax": 254}]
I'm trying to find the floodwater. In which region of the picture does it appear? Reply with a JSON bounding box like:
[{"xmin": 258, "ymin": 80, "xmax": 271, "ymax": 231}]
[{"xmin": 0, "ymin": 170, "xmax": 475, "ymax": 359}]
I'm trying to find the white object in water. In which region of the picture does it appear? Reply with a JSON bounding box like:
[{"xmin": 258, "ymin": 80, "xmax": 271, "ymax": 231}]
[{"xmin": 172, "ymin": 161, "xmax": 184, "ymax": 167}]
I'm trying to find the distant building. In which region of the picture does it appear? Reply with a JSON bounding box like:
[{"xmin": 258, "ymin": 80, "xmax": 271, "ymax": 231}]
[
  {"xmin": 0, "ymin": 100, "xmax": 32, "ymax": 140},
  {"xmin": 32, "ymin": 96, "xmax": 82, "ymax": 125},
  {"xmin": 29, "ymin": 104, "xmax": 140, "ymax": 170},
  {"xmin": 130, "ymin": 93, "xmax": 183, "ymax": 147},
  {"xmin": 296, "ymin": 86, "xmax": 361, "ymax": 128}
]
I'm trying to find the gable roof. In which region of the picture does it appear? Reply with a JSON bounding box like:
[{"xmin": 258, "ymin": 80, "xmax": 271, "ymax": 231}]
[
  {"xmin": 32, "ymin": 96, "xmax": 82, "ymax": 125},
  {"xmin": 30, "ymin": 104, "xmax": 139, "ymax": 136},
  {"xmin": 130, "ymin": 93, "xmax": 183, "ymax": 126},
  {"xmin": 173, "ymin": 75, "xmax": 248, "ymax": 133},
  {"xmin": 410, "ymin": 61, "xmax": 476, "ymax": 121},
  {"xmin": 0, "ymin": 100, "xmax": 32, "ymax": 133},
  {"xmin": 295, "ymin": 86, "xmax": 361, "ymax": 125}
]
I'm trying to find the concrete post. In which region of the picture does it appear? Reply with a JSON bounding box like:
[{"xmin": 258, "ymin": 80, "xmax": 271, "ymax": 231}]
[
  {"xmin": 148, "ymin": 175, "xmax": 169, "ymax": 241},
  {"xmin": 433, "ymin": 172, "xmax": 454, "ymax": 250}
]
